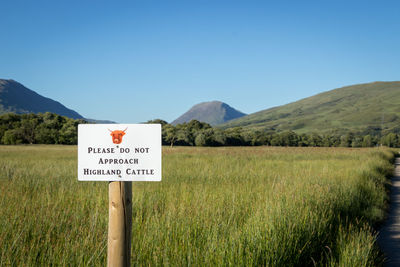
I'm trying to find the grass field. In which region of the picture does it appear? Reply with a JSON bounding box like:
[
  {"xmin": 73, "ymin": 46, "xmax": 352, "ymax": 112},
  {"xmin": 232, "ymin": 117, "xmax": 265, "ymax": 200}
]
[{"xmin": 0, "ymin": 145, "xmax": 395, "ymax": 266}]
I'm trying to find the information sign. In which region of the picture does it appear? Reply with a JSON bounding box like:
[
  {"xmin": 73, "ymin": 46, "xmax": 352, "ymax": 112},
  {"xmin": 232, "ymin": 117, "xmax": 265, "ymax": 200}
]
[{"xmin": 78, "ymin": 124, "xmax": 161, "ymax": 181}]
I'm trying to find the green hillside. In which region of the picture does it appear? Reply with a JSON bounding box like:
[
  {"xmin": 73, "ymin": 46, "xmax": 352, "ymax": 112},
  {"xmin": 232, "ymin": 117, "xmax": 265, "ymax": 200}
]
[{"xmin": 221, "ymin": 81, "xmax": 400, "ymax": 134}]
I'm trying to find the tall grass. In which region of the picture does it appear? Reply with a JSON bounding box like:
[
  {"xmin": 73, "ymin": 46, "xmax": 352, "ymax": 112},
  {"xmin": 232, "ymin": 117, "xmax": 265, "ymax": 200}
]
[{"xmin": 0, "ymin": 146, "xmax": 394, "ymax": 266}]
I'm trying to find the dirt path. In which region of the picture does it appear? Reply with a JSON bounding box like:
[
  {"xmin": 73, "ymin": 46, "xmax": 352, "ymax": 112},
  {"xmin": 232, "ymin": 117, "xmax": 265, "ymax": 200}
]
[{"xmin": 378, "ymin": 157, "xmax": 400, "ymax": 266}]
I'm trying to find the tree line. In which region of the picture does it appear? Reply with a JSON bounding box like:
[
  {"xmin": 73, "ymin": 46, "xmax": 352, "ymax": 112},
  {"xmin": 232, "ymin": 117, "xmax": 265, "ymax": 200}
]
[
  {"xmin": 1, "ymin": 113, "xmax": 400, "ymax": 147},
  {"xmin": 0, "ymin": 113, "xmax": 86, "ymax": 145},
  {"xmin": 150, "ymin": 119, "xmax": 400, "ymax": 148}
]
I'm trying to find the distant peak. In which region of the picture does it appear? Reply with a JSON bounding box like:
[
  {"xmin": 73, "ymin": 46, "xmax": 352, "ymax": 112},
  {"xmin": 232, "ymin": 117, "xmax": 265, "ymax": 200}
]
[
  {"xmin": 193, "ymin": 100, "xmax": 223, "ymax": 106},
  {"xmin": 172, "ymin": 100, "xmax": 246, "ymax": 126}
]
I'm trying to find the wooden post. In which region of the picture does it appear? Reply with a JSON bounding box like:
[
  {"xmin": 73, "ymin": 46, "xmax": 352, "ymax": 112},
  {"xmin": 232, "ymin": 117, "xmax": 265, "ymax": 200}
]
[{"xmin": 108, "ymin": 181, "xmax": 132, "ymax": 267}]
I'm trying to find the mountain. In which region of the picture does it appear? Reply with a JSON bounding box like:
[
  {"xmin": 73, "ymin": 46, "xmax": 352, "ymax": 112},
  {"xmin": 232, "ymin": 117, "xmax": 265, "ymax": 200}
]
[
  {"xmin": 0, "ymin": 79, "xmax": 83, "ymax": 119},
  {"xmin": 221, "ymin": 81, "xmax": 400, "ymax": 134},
  {"xmin": 172, "ymin": 101, "xmax": 246, "ymax": 126}
]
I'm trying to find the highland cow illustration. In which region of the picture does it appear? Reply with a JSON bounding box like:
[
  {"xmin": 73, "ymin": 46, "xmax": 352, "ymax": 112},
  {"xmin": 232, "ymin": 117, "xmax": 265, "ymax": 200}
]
[{"xmin": 108, "ymin": 128, "xmax": 127, "ymax": 144}]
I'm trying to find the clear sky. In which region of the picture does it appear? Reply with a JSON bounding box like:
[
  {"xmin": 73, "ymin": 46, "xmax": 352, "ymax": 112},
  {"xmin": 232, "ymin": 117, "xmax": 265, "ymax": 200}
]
[{"xmin": 1, "ymin": 1, "xmax": 400, "ymax": 123}]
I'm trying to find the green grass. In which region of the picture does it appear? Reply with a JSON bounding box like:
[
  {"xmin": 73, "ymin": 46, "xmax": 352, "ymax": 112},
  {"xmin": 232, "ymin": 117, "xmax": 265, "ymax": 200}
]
[
  {"xmin": 221, "ymin": 81, "xmax": 400, "ymax": 134},
  {"xmin": 0, "ymin": 145, "xmax": 395, "ymax": 265}
]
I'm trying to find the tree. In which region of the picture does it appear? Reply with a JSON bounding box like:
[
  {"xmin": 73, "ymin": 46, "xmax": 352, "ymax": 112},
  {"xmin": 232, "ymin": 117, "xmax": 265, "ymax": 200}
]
[
  {"xmin": 20, "ymin": 115, "xmax": 39, "ymax": 144},
  {"xmin": 2, "ymin": 129, "xmax": 24, "ymax": 144},
  {"xmin": 176, "ymin": 127, "xmax": 193, "ymax": 146},
  {"xmin": 381, "ymin": 133, "xmax": 398, "ymax": 147},
  {"xmin": 194, "ymin": 132, "xmax": 207, "ymax": 146},
  {"xmin": 307, "ymin": 133, "xmax": 322, "ymax": 147},
  {"xmin": 340, "ymin": 133, "xmax": 354, "ymax": 147},
  {"xmin": 163, "ymin": 124, "xmax": 177, "ymax": 147},
  {"xmin": 35, "ymin": 126, "xmax": 58, "ymax": 144},
  {"xmin": 298, "ymin": 134, "xmax": 309, "ymax": 147},
  {"xmin": 280, "ymin": 131, "xmax": 299, "ymax": 146},
  {"xmin": 194, "ymin": 128, "xmax": 215, "ymax": 146},
  {"xmin": 270, "ymin": 134, "xmax": 282, "ymax": 146},
  {"xmin": 362, "ymin": 135, "xmax": 373, "ymax": 147},
  {"xmin": 213, "ymin": 129, "xmax": 227, "ymax": 146},
  {"xmin": 59, "ymin": 119, "xmax": 78, "ymax": 144},
  {"xmin": 225, "ymin": 128, "xmax": 244, "ymax": 146},
  {"xmin": 351, "ymin": 136, "xmax": 363, "ymax": 148}
]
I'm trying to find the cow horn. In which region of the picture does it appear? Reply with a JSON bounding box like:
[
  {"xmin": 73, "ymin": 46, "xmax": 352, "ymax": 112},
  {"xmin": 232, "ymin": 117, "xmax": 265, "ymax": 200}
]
[
  {"xmin": 108, "ymin": 129, "xmax": 113, "ymax": 132},
  {"xmin": 123, "ymin": 127, "xmax": 128, "ymax": 132}
]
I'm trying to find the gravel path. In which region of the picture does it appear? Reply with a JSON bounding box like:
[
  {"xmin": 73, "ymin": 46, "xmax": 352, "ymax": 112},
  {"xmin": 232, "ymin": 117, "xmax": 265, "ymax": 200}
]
[{"xmin": 378, "ymin": 157, "xmax": 400, "ymax": 266}]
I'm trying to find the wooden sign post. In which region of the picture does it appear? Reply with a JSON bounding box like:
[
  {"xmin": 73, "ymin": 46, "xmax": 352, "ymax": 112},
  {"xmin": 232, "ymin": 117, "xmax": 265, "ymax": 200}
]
[
  {"xmin": 108, "ymin": 181, "xmax": 132, "ymax": 267},
  {"xmin": 78, "ymin": 124, "xmax": 161, "ymax": 267}
]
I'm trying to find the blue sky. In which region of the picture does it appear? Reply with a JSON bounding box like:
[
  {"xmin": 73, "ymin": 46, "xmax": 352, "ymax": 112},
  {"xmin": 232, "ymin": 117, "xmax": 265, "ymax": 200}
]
[{"xmin": 1, "ymin": 1, "xmax": 400, "ymax": 123}]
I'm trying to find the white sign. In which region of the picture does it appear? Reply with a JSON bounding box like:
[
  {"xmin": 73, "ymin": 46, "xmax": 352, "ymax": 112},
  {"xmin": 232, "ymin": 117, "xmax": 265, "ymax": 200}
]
[{"xmin": 78, "ymin": 124, "xmax": 161, "ymax": 181}]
